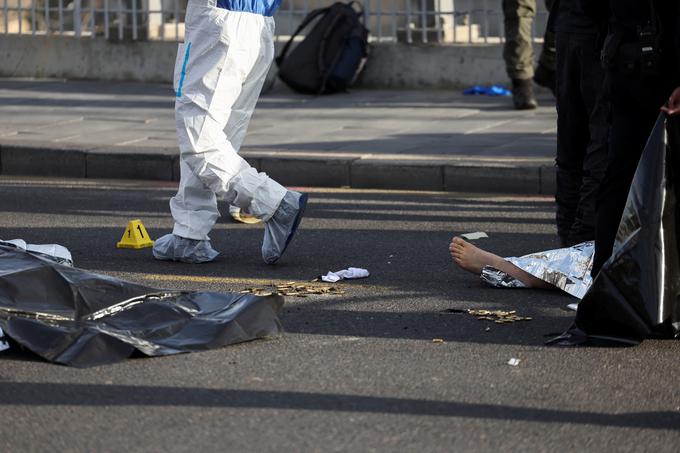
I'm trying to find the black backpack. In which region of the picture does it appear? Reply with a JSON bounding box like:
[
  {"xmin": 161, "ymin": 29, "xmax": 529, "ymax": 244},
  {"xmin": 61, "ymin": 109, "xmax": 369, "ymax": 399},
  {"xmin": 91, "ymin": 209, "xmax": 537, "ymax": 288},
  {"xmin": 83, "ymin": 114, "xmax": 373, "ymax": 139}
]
[{"xmin": 276, "ymin": 2, "xmax": 369, "ymax": 95}]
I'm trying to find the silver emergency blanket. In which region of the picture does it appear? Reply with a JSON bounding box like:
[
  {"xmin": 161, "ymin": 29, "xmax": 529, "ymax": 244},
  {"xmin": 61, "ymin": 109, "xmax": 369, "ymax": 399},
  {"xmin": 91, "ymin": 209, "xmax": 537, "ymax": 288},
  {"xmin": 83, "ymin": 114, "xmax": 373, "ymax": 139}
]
[
  {"xmin": 0, "ymin": 239, "xmax": 73, "ymax": 266},
  {"xmin": 480, "ymin": 241, "xmax": 594, "ymax": 299},
  {"xmin": 0, "ymin": 244, "xmax": 284, "ymax": 367}
]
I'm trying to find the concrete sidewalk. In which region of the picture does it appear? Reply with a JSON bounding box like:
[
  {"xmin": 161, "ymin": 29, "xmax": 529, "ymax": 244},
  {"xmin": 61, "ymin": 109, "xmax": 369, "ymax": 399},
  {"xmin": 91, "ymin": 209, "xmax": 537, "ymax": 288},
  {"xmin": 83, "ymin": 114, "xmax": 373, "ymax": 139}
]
[{"xmin": 0, "ymin": 78, "xmax": 558, "ymax": 193}]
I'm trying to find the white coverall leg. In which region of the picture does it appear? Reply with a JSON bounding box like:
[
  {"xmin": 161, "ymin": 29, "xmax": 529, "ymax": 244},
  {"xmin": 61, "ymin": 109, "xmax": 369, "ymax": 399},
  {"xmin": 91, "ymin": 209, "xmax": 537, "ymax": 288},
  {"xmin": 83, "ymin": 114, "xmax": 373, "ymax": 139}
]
[{"xmin": 169, "ymin": 0, "xmax": 287, "ymax": 242}]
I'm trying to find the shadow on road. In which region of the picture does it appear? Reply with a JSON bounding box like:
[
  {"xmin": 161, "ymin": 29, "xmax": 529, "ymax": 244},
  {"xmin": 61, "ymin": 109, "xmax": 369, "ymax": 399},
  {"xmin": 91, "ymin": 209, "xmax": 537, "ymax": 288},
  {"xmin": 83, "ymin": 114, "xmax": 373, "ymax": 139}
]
[{"xmin": 0, "ymin": 382, "xmax": 676, "ymax": 430}]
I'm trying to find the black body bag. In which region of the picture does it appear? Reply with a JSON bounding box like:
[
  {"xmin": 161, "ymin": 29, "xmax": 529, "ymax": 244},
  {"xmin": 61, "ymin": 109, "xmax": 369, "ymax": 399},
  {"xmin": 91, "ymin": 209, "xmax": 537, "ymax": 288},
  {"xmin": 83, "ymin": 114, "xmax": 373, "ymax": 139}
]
[
  {"xmin": 549, "ymin": 115, "xmax": 680, "ymax": 346},
  {"xmin": 276, "ymin": 1, "xmax": 369, "ymax": 95}
]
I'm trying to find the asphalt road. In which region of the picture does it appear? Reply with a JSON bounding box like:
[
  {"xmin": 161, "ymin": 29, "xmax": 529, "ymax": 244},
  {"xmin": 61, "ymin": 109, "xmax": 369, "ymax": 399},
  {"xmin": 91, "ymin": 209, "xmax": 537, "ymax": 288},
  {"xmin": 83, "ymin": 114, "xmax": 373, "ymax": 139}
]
[{"xmin": 1, "ymin": 177, "xmax": 679, "ymax": 452}]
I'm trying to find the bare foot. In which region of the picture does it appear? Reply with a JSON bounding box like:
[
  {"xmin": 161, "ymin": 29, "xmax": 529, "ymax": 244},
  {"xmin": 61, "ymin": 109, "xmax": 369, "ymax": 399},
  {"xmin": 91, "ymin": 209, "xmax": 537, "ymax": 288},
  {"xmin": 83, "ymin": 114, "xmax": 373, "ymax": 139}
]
[
  {"xmin": 449, "ymin": 235, "xmax": 554, "ymax": 289},
  {"xmin": 449, "ymin": 236, "xmax": 503, "ymax": 274}
]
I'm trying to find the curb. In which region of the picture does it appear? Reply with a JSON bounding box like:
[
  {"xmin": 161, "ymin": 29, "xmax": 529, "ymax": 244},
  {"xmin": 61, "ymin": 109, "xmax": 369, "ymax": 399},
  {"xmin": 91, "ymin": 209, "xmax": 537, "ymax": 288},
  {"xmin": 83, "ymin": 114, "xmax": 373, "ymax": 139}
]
[{"xmin": 0, "ymin": 142, "xmax": 556, "ymax": 195}]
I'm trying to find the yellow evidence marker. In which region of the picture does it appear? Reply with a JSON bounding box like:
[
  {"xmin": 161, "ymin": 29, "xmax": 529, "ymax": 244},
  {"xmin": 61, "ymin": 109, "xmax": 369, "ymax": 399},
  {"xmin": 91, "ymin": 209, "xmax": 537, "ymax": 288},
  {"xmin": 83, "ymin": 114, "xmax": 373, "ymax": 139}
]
[{"xmin": 117, "ymin": 219, "xmax": 154, "ymax": 249}]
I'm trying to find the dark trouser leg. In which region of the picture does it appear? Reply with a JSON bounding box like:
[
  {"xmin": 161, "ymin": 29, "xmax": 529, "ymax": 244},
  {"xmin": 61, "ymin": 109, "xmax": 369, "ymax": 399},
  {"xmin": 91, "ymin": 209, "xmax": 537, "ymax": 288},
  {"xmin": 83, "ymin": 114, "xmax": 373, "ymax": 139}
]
[
  {"xmin": 534, "ymin": 0, "xmax": 556, "ymax": 94},
  {"xmin": 565, "ymin": 34, "xmax": 608, "ymax": 245},
  {"xmin": 554, "ymin": 33, "xmax": 589, "ymax": 245},
  {"xmin": 592, "ymin": 73, "xmax": 671, "ymax": 275},
  {"xmin": 537, "ymin": 0, "xmax": 556, "ymax": 72},
  {"xmin": 538, "ymin": 31, "xmax": 556, "ymax": 72}
]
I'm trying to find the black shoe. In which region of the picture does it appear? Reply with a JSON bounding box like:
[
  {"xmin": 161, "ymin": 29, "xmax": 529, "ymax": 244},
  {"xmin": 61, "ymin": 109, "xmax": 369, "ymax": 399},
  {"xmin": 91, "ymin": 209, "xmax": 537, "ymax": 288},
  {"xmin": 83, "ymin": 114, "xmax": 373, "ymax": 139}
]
[
  {"xmin": 533, "ymin": 64, "xmax": 556, "ymax": 96},
  {"xmin": 511, "ymin": 78, "xmax": 538, "ymax": 110}
]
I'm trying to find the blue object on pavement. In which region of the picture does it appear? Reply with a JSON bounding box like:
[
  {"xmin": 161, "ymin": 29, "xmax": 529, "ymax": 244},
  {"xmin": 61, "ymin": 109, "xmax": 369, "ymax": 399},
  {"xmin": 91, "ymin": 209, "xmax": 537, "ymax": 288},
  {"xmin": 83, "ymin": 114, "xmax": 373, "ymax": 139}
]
[{"xmin": 463, "ymin": 85, "xmax": 511, "ymax": 96}]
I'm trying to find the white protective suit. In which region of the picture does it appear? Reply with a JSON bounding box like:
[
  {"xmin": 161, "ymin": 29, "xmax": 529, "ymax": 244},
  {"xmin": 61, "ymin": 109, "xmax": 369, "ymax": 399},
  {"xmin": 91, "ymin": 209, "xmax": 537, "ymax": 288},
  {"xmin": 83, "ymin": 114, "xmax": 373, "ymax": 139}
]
[{"xmin": 170, "ymin": 0, "xmax": 286, "ymax": 241}]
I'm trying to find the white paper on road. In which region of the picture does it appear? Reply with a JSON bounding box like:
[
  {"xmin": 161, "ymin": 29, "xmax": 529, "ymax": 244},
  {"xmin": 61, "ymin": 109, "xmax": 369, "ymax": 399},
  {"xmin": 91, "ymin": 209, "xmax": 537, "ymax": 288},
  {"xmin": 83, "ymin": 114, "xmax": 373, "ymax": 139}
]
[
  {"xmin": 321, "ymin": 267, "xmax": 370, "ymax": 283},
  {"xmin": 0, "ymin": 327, "xmax": 9, "ymax": 352},
  {"xmin": 1, "ymin": 239, "xmax": 73, "ymax": 266},
  {"xmin": 461, "ymin": 232, "xmax": 488, "ymax": 240}
]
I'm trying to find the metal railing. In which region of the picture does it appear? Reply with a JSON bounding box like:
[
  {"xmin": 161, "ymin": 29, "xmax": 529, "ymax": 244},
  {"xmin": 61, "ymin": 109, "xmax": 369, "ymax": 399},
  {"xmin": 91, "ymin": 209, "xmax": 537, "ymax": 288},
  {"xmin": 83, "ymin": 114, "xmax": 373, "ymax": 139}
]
[{"xmin": 0, "ymin": 0, "xmax": 548, "ymax": 43}]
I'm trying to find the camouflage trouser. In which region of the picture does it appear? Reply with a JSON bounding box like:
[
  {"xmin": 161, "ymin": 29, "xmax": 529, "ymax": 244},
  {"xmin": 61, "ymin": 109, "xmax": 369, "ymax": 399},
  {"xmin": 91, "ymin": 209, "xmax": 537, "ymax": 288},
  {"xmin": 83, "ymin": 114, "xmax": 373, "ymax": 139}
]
[{"xmin": 502, "ymin": 0, "xmax": 555, "ymax": 80}]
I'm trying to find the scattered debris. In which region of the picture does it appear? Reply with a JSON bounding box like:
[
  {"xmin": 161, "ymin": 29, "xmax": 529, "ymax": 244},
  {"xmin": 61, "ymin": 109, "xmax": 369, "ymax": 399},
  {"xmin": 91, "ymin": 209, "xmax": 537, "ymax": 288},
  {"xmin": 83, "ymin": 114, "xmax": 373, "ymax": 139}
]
[
  {"xmin": 485, "ymin": 327, "xmax": 491, "ymax": 332},
  {"xmin": 432, "ymin": 338, "xmax": 445, "ymax": 344},
  {"xmin": 468, "ymin": 309, "xmax": 532, "ymax": 324},
  {"xmin": 461, "ymin": 231, "xmax": 489, "ymax": 240},
  {"xmin": 240, "ymin": 281, "xmax": 345, "ymax": 298},
  {"xmin": 441, "ymin": 308, "xmax": 531, "ymax": 324},
  {"xmin": 507, "ymin": 358, "xmax": 521, "ymax": 366}
]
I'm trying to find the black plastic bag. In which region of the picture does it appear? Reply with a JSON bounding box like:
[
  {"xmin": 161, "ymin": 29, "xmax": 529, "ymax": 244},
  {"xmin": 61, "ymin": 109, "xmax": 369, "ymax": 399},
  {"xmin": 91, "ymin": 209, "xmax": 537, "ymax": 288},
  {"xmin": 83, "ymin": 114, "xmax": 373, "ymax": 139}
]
[
  {"xmin": 551, "ymin": 114, "xmax": 680, "ymax": 345},
  {"xmin": 0, "ymin": 245, "xmax": 284, "ymax": 366}
]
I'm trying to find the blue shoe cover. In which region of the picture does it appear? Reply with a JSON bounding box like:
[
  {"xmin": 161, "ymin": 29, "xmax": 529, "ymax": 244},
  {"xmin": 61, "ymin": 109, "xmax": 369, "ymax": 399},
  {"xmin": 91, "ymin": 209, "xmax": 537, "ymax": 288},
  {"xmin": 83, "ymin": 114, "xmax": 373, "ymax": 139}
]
[
  {"xmin": 152, "ymin": 233, "xmax": 219, "ymax": 263},
  {"xmin": 262, "ymin": 191, "xmax": 308, "ymax": 264}
]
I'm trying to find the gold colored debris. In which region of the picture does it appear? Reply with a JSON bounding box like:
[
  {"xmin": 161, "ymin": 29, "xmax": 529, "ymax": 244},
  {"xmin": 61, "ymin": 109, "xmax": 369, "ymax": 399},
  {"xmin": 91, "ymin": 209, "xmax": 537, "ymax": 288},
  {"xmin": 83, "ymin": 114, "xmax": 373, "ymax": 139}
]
[
  {"xmin": 432, "ymin": 338, "xmax": 445, "ymax": 344},
  {"xmin": 467, "ymin": 309, "xmax": 532, "ymax": 324},
  {"xmin": 239, "ymin": 288, "xmax": 275, "ymax": 297},
  {"xmin": 239, "ymin": 281, "xmax": 345, "ymax": 298}
]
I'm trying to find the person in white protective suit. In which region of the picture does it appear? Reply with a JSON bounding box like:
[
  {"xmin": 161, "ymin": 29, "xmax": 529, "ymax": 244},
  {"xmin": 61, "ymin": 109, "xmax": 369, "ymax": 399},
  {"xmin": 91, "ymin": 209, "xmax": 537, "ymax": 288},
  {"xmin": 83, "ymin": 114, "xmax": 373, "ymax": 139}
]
[{"xmin": 153, "ymin": 0, "xmax": 307, "ymax": 264}]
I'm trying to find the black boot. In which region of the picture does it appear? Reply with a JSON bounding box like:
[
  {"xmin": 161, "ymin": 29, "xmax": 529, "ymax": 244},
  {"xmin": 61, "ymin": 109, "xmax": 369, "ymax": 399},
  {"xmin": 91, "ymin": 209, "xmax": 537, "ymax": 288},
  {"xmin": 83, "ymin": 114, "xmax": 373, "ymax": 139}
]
[
  {"xmin": 511, "ymin": 78, "xmax": 538, "ymax": 110},
  {"xmin": 533, "ymin": 64, "xmax": 556, "ymax": 96}
]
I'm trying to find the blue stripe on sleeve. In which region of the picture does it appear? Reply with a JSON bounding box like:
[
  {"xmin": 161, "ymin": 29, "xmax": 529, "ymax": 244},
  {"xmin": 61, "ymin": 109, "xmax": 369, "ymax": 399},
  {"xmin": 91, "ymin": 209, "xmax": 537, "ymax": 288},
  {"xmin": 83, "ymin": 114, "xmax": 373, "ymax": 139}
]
[{"xmin": 176, "ymin": 42, "xmax": 192, "ymax": 98}]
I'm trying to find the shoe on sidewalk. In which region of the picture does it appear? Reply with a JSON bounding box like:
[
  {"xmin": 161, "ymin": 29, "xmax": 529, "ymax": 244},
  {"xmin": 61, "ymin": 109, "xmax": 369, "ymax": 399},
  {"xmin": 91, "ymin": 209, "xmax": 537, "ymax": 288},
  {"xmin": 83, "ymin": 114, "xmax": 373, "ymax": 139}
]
[
  {"xmin": 511, "ymin": 78, "xmax": 538, "ymax": 110},
  {"xmin": 152, "ymin": 233, "xmax": 219, "ymax": 263},
  {"xmin": 533, "ymin": 64, "xmax": 556, "ymax": 96},
  {"xmin": 262, "ymin": 191, "xmax": 308, "ymax": 265}
]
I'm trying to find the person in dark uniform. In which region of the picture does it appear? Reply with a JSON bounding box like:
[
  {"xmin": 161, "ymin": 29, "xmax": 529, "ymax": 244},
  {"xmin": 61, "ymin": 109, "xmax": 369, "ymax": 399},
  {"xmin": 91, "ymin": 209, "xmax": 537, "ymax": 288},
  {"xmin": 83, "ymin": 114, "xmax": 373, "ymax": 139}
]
[
  {"xmin": 552, "ymin": 0, "xmax": 609, "ymax": 246},
  {"xmin": 592, "ymin": 0, "xmax": 680, "ymax": 276}
]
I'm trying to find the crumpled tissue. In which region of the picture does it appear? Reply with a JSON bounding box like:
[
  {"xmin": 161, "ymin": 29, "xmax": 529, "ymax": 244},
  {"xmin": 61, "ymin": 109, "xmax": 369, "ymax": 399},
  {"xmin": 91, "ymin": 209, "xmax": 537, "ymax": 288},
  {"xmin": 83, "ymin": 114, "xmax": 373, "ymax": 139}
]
[{"xmin": 321, "ymin": 267, "xmax": 370, "ymax": 283}]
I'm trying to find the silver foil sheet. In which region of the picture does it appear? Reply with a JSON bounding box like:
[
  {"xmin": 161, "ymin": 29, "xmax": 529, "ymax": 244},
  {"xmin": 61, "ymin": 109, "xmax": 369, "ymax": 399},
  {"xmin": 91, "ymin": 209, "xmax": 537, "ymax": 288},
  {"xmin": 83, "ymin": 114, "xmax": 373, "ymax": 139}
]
[
  {"xmin": 480, "ymin": 241, "xmax": 594, "ymax": 299},
  {"xmin": 0, "ymin": 239, "xmax": 73, "ymax": 267}
]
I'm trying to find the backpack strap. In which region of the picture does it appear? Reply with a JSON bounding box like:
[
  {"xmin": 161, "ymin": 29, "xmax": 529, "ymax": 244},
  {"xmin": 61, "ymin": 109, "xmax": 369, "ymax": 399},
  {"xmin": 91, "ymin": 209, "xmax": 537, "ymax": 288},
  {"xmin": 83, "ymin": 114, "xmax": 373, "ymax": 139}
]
[
  {"xmin": 348, "ymin": 1, "xmax": 365, "ymax": 22},
  {"xmin": 276, "ymin": 6, "xmax": 331, "ymax": 67},
  {"xmin": 316, "ymin": 3, "xmax": 366, "ymax": 94},
  {"xmin": 317, "ymin": 11, "xmax": 350, "ymax": 93}
]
